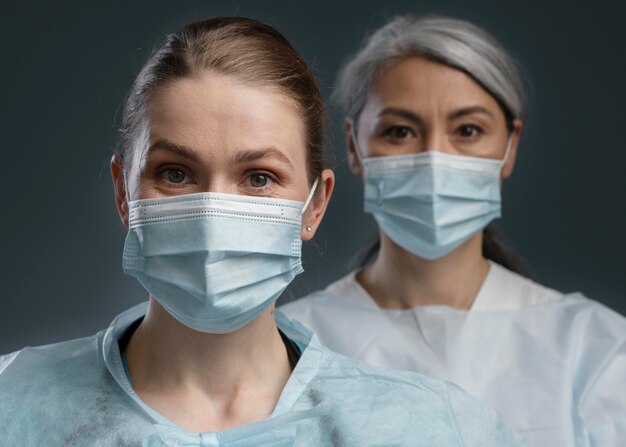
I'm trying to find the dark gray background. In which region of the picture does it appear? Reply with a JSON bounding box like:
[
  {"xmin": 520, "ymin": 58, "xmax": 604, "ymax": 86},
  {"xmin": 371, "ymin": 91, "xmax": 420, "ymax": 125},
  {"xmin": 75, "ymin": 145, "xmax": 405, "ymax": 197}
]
[{"xmin": 1, "ymin": 0, "xmax": 624, "ymax": 354}]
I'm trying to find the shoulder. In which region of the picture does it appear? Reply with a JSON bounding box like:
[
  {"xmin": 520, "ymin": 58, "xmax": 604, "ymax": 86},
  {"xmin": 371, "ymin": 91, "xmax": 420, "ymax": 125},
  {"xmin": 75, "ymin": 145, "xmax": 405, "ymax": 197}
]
[
  {"xmin": 507, "ymin": 292, "xmax": 626, "ymax": 362},
  {"xmin": 558, "ymin": 293, "xmax": 626, "ymax": 336},
  {"xmin": 550, "ymin": 294, "xmax": 626, "ymax": 397},
  {"xmin": 316, "ymin": 348, "xmax": 524, "ymax": 445},
  {"xmin": 0, "ymin": 334, "xmax": 104, "ymax": 419},
  {"xmin": 477, "ymin": 262, "xmax": 563, "ymax": 309},
  {"xmin": 0, "ymin": 334, "xmax": 102, "ymax": 378},
  {"xmin": 2, "ymin": 332, "xmax": 102, "ymax": 367},
  {"xmin": 559, "ymin": 295, "xmax": 626, "ymax": 441},
  {"xmin": 0, "ymin": 351, "xmax": 19, "ymax": 375},
  {"xmin": 559, "ymin": 294, "xmax": 626, "ymax": 373},
  {"xmin": 0, "ymin": 332, "xmax": 148, "ymax": 445}
]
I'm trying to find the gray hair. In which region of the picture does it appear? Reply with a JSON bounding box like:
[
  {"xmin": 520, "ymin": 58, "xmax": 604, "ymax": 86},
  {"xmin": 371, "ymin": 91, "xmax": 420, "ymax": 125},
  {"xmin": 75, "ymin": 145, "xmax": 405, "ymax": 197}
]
[{"xmin": 335, "ymin": 15, "xmax": 525, "ymax": 129}]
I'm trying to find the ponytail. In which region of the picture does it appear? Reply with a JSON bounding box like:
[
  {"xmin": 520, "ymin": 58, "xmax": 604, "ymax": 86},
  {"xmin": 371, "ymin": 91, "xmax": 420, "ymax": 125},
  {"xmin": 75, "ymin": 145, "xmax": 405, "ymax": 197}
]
[{"xmin": 482, "ymin": 224, "xmax": 532, "ymax": 278}]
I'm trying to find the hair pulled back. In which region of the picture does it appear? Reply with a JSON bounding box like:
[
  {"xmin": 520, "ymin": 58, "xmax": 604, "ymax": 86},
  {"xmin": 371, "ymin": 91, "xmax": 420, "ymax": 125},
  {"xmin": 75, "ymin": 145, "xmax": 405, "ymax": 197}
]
[
  {"xmin": 335, "ymin": 15, "xmax": 525, "ymax": 129},
  {"xmin": 118, "ymin": 17, "xmax": 325, "ymax": 184},
  {"xmin": 338, "ymin": 15, "xmax": 530, "ymax": 275}
]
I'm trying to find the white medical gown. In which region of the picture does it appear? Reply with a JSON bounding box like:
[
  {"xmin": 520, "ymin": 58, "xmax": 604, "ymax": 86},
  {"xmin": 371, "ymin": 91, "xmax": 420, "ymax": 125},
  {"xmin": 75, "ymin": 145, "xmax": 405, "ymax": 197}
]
[
  {"xmin": 281, "ymin": 262, "xmax": 626, "ymax": 446},
  {"xmin": 0, "ymin": 302, "xmax": 524, "ymax": 446}
]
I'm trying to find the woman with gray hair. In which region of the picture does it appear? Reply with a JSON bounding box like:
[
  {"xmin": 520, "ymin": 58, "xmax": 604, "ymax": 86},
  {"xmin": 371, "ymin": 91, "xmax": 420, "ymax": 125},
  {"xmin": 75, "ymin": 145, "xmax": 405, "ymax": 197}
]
[{"xmin": 282, "ymin": 14, "xmax": 626, "ymax": 447}]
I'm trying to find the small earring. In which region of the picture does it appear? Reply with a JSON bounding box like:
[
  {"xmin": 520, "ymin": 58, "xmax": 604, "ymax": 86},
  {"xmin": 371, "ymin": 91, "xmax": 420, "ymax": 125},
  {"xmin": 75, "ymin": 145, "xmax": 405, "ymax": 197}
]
[{"xmin": 306, "ymin": 224, "xmax": 312, "ymax": 232}]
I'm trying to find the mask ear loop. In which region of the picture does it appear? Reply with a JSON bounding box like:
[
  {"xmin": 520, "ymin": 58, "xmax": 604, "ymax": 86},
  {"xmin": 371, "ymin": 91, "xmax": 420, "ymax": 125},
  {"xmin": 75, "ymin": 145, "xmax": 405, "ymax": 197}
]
[
  {"xmin": 123, "ymin": 168, "xmax": 131, "ymax": 204},
  {"xmin": 500, "ymin": 136, "xmax": 514, "ymax": 170},
  {"xmin": 302, "ymin": 178, "xmax": 319, "ymax": 214},
  {"xmin": 349, "ymin": 118, "xmax": 367, "ymax": 161},
  {"xmin": 118, "ymin": 159, "xmax": 132, "ymax": 218}
]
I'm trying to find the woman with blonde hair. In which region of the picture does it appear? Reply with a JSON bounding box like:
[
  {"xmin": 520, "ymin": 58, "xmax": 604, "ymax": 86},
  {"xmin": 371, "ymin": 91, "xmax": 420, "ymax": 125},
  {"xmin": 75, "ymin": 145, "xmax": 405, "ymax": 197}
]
[{"xmin": 0, "ymin": 16, "xmax": 523, "ymax": 446}]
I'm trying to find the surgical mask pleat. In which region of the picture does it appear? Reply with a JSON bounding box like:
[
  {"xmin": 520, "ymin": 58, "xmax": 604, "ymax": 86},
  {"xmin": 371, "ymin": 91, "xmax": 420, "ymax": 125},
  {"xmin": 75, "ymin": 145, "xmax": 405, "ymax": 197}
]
[
  {"xmin": 162, "ymin": 267, "xmax": 298, "ymax": 323},
  {"xmin": 122, "ymin": 190, "xmax": 310, "ymax": 333},
  {"xmin": 362, "ymin": 150, "xmax": 505, "ymax": 259},
  {"xmin": 202, "ymin": 253, "xmax": 302, "ymax": 298}
]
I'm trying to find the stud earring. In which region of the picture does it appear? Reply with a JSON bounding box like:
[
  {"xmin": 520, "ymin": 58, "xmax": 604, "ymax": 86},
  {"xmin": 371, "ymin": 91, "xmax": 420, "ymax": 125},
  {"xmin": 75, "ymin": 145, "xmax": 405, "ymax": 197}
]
[{"xmin": 306, "ymin": 224, "xmax": 312, "ymax": 232}]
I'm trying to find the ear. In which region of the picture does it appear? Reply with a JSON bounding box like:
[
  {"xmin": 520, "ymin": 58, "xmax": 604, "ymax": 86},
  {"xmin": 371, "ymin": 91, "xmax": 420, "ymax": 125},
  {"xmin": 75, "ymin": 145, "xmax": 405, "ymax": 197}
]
[
  {"xmin": 345, "ymin": 118, "xmax": 363, "ymax": 176},
  {"xmin": 502, "ymin": 119, "xmax": 523, "ymax": 179},
  {"xmin": 111, "ymin": 154, "xmax": 129, "ymax": 228},
  {"xmin": 301, "ymin": 169, "xmax": 335, "ymax": 241}
]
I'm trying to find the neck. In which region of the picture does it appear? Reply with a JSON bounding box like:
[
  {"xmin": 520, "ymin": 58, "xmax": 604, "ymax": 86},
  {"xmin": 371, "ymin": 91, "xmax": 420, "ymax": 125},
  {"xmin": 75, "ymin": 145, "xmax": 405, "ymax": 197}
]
[
  {"xmin": 125, "ymin": 298, "xmax": 292, "ymax": 432},
  {"xmin": 358, "ymin": 231, "xmax": 490, "ymax": 310}
]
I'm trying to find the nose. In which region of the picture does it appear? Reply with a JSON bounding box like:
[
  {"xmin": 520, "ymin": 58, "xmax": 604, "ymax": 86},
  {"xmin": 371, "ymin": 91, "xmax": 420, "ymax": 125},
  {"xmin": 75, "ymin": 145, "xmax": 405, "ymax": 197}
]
[
  {"xmin": 423, "ymin": 126, "xmax": 454, "ymax": 154},
  {"xmin": 203, "ymin": 175, "xmax": 237, "ymax": 195}
]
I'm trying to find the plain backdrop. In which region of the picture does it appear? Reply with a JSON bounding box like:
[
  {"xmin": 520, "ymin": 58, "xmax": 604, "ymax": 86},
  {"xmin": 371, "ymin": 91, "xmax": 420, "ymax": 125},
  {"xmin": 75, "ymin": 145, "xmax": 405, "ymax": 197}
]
[{"xmin": 1, "ymin": 0, "xmax": 624, "ymax": 354}]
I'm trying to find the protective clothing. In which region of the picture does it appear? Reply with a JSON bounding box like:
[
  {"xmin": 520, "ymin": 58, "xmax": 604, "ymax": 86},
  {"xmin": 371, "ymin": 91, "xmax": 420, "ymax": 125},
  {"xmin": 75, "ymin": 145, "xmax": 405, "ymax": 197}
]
[
  {"xmin": 281, "ymin": 262, "xmax": 626, "ymax": 447},
  {"xmin": 123, "ymin": 186, "xmax": 315, "ymax": 334},
  {"xmin": 0, "ymin": 303, "xmax": 524, "ymax": 446},
  {"xmin": 362, "ymin": 150, "xmax": 505, "ymax": 259}
]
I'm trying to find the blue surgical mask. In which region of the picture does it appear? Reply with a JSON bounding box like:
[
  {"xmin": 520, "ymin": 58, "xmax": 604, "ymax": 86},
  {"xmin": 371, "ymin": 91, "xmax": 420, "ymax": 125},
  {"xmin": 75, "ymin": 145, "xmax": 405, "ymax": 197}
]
[
  {"xmin": 122, "ymin": 181, "xmax": 317, "ymax": 333},
  {"xmin": 358, "ymin": 135, "xmax": 511, "ymax": 260}
]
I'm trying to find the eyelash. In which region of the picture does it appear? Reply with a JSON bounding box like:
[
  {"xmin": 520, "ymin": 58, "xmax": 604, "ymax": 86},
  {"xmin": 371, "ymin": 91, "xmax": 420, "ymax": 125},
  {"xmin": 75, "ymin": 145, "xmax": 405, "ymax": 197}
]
[
  {"xmin": 154, "ymin": 165, "xmax": 282, "ymax": 195},
  {"xmin": 455, "ymin": 124, "xmax": 484, "ymax": 138},
  {"xmin": 244, "ymin": 171, "xmax": 279, "ymax": 192},
  {"xmin": 157, "ymin": 166, "xmax": 194, "ymax": 187},
  {"xmin": 381, "ymin": 125, "xmax": 415, "ymax": 142}
]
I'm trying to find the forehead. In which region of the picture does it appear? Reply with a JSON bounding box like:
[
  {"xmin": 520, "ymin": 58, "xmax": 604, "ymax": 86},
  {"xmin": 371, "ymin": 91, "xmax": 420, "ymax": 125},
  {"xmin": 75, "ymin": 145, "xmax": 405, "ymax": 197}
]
[
  {"xmin": 145, "ymin": 73, "xmax": 306, "ymax": 160},
  {"xmin": 371, "ymin": 56, "xmax": 502, "ymax": 112}
]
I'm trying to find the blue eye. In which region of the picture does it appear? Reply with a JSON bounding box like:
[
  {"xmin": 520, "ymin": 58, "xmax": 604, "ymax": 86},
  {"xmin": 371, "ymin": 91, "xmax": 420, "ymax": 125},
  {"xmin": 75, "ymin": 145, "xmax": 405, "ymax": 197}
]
[
  {"xmin": 249, "ymin": 173, "xmax": 271, "ymax": 188},
  {"xmin": 166, "ymin": 168, "xmax": 186, "ymax": 183},
  {"xmin": 158, "ymin": 167, "xmax": 190, "ymax": 185}
]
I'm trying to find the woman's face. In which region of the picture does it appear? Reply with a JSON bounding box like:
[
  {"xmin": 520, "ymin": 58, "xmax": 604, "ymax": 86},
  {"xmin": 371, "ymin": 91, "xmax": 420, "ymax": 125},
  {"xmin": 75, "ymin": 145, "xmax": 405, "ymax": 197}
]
[
  {"xmin": 349, "ymin": 56, "xmax": 522, "ymax": 178},
  {"xmin": 112, "ymin": 73, "xmax": 333, "ymax": 240}
]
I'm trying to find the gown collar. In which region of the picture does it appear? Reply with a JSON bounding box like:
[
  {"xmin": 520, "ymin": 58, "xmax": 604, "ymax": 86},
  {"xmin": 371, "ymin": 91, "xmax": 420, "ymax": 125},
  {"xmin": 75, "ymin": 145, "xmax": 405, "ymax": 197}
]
[
  {"xmin": 101, "ymin": 303, "xmax": 327, "ymax": 436},
  {"xmin": 330, "ymin": 261, "xmax": 562, "ymax": 312}
]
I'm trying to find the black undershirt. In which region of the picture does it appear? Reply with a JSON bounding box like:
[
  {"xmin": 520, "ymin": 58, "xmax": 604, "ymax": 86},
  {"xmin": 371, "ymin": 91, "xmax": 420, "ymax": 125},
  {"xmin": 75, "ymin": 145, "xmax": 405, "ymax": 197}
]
[
  {"xmin": 279, "ymin": 329, "xmax": 302, "ymax": 369},
  {"xmin": 118, "ymin": 319, "xmax": 301, "ymax": 370}
]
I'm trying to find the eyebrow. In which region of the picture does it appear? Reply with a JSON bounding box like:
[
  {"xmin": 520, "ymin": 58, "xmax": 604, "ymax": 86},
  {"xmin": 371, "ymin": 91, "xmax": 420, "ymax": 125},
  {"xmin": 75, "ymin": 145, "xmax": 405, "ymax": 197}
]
[
  {"xmin": 378, "ymin": 105, "xmax": 495, "ymax": 123},
  {"xmin": 378, "ymin": 107, "xmax": 423, "ymax": 126},
  {"xmin": 447, "ymin": 106, "xmax": 495, "ymax": 121},
  {"xmin": 146, "ymin": 139, "xmax": 295, "ymax": 170},
  {"xmin": 230, "ymin": 147, "xmax": 295, "ymax": 169},
  {"xmin": 146, "ymin": 139, "xmax": 202, "ymax": 163}
]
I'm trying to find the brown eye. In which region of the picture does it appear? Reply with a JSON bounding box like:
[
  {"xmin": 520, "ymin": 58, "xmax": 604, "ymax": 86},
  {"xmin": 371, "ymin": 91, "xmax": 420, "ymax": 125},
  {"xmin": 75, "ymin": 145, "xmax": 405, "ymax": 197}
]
[
  {"xmin": 167, "ymin": 168, "xmax": 186, "ymax": 184},
  {"xmin": 249, "ymin": 173, "xmax": 270, "ymax": 188},
  {"xmin": 384, "ymin": 126, "xmax": 413, "ymax": 140},
  {"xmin": 457, "ymin": 124, "xmax": 482, "ymax": 138}
]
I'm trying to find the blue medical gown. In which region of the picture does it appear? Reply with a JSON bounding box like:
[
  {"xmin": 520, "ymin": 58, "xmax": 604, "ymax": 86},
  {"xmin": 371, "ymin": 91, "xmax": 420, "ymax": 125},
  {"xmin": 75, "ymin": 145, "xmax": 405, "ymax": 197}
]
[{"xmin": 0, "ymin": 303, "xmax": 524, "ymax": 446}]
